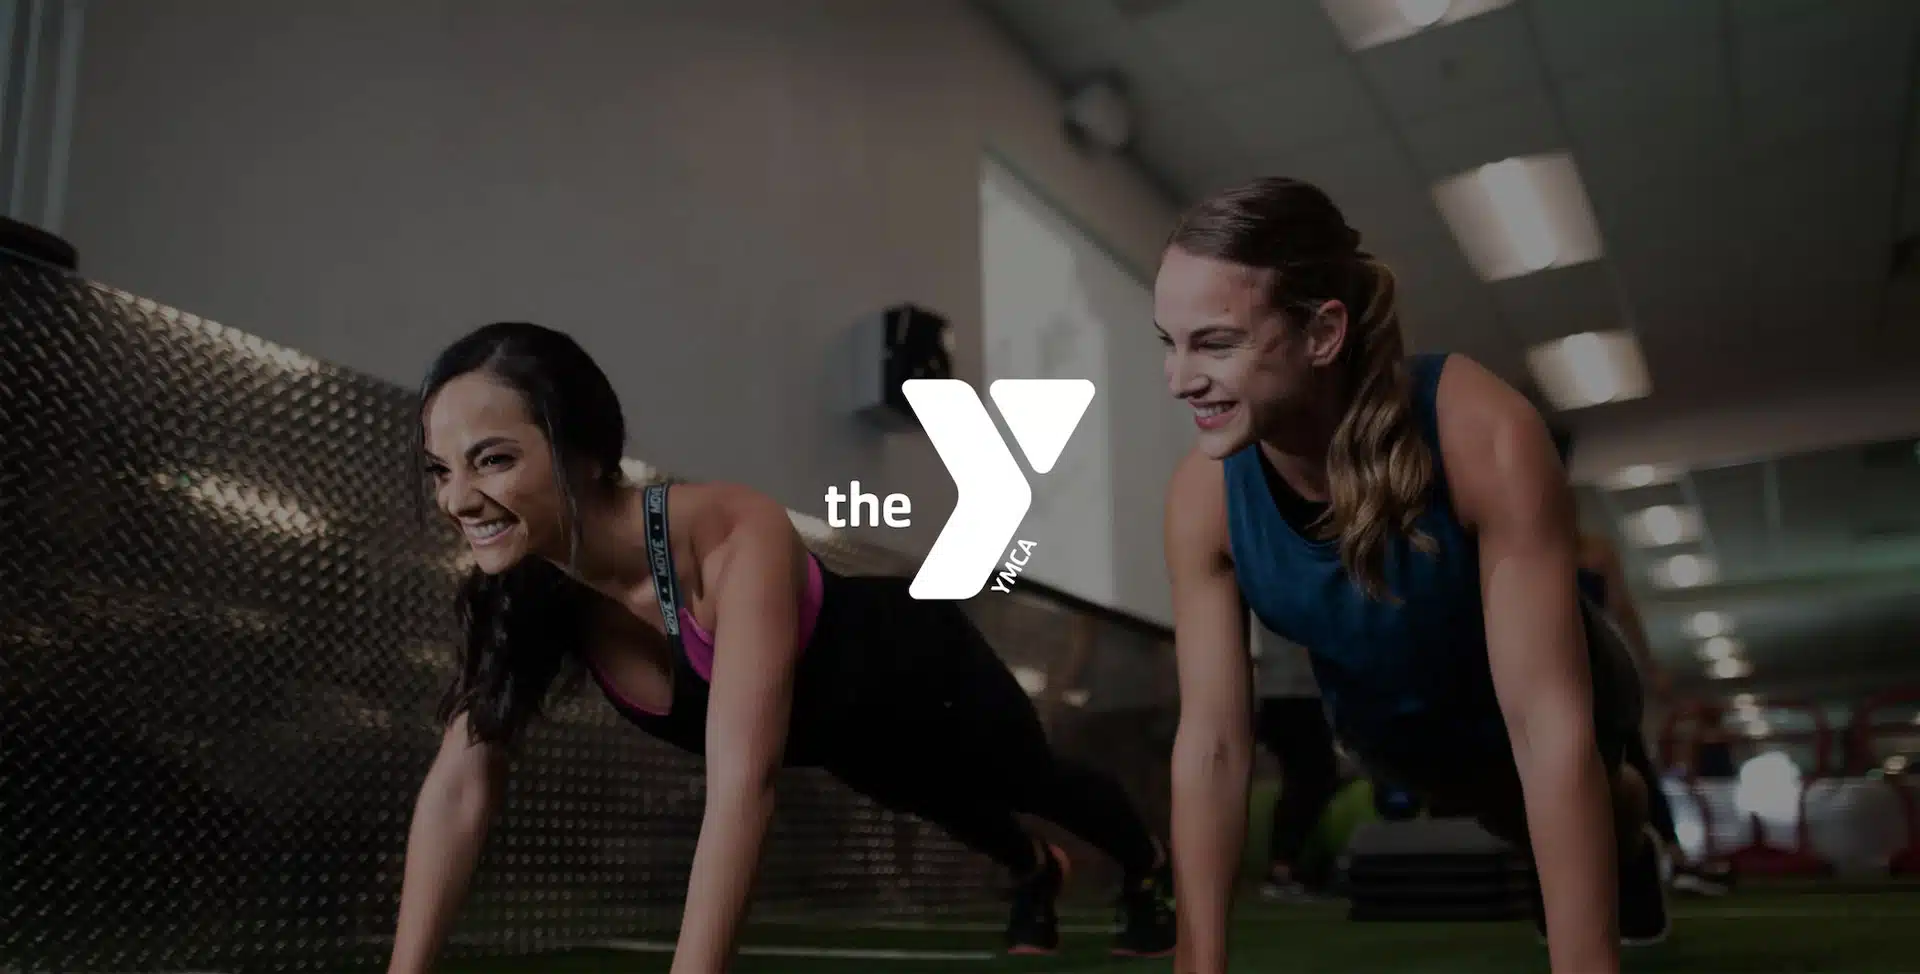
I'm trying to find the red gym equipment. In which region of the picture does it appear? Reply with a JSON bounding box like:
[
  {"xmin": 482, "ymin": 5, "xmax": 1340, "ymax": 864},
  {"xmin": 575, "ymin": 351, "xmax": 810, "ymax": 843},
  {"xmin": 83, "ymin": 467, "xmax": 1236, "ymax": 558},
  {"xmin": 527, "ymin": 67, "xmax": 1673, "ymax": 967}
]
[
  {"xmin": 1843, "ymin": 685, "xmax": 1920, "ymax": 876},
  {"xmin": 1723, "ymin": 698, "xmax": 1833, "ymax": 877},
  {"xmin": 1661, "ymin": 698, "xmax": 1833, "ymax": 877}
]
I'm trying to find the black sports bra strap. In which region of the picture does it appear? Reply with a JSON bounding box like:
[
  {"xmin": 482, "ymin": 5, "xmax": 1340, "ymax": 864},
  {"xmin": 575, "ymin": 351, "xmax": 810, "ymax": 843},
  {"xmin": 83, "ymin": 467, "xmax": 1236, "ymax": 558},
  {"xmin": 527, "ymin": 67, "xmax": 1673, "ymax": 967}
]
[{"xmin": 642, "ymin": 483, "xmax": 683, "ymax": 646}]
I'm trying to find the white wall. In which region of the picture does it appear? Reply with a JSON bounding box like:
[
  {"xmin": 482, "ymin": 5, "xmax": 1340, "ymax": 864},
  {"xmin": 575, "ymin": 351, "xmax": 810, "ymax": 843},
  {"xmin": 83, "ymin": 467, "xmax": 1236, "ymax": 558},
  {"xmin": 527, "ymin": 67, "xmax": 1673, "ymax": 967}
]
[
  {"xmin": 980, "ymin": 157, "xmax": 1189, "ymax": 625},
  {"xmin": 63, "ymin": 0, "xmax": 1179, "ymax": 567}
]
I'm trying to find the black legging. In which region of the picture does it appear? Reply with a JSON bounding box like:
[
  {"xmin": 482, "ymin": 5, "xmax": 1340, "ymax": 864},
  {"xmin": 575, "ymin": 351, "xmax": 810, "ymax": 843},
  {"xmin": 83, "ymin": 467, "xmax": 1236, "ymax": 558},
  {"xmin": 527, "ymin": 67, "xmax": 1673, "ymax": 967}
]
[
  {"xmin": 811, "ymin": 575, "xmax": 1161, "ymax": 880},
  {"xmin": 1621, "ymin": 732, "xmax": 1679, "ymax": 847},
  {"xmin": 1255, "ymin": 696, "xmax": 1340, "ymax": 872}
]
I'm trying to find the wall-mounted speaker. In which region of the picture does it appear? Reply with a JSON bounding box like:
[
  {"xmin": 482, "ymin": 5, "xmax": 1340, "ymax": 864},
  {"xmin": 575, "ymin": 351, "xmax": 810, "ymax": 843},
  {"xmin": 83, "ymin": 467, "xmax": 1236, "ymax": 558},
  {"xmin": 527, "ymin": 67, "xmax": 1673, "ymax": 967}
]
[{"xmin": 846, "ymin": 303, "xmax": 954, "ymax": 433}]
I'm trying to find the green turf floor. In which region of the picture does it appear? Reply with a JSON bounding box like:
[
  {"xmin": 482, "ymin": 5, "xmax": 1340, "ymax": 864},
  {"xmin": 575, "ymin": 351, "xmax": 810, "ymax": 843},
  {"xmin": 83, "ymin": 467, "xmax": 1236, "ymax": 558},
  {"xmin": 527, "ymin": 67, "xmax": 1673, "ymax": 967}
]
[{"xmin": 444, "ymin": 888, "xmax": 1920, "ymax": 973}]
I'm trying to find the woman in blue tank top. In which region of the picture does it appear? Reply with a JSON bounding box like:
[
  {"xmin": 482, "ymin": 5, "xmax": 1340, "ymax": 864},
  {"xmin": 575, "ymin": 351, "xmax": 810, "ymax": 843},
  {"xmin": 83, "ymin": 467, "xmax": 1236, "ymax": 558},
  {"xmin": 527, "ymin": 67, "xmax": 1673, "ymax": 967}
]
[{"xmin": 1152, "ymin": 178, "xmax": 1669, "ymax": 973}]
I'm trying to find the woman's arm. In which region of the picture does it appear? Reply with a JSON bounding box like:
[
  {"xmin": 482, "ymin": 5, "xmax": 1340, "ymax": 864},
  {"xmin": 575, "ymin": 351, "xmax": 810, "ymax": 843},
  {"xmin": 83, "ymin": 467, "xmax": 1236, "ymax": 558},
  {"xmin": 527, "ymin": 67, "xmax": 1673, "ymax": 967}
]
[
  {"xmin": 1163, "ymin": 450, "xmax": 1254, "ymax": 974},
  {"xmin": 1440, "ymin": 359, "xmax": 1620, "ymax": 974},
  {"xmin": 670, "ymin": 490, "xmax": 806, "ymax": 973},
  {"xmin": 388, "ymin": 713, "xmax": 507, "ymax": 974}
]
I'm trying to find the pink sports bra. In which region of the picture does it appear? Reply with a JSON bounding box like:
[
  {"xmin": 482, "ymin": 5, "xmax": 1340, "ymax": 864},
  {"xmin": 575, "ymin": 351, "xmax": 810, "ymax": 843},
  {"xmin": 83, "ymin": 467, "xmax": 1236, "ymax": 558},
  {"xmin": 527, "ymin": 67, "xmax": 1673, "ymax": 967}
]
[{"xmin": 596, "ymin": 552, "xmax": 826, "ymax": 717}]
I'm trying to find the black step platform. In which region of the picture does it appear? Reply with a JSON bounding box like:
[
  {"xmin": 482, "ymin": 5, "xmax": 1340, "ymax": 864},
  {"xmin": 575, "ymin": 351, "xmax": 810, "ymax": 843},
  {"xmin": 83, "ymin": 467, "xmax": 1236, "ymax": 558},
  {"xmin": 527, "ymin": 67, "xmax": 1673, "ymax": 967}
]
[{"xmin": 1343, "ymin": 818, "xmax": 1537, "ymax": 922}]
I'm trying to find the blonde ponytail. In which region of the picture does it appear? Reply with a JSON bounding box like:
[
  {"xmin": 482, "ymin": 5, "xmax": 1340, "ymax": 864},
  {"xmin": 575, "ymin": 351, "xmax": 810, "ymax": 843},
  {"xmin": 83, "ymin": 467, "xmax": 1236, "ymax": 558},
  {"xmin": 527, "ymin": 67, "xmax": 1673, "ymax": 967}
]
[{"xmin": 1320, "ymin": 259, "xmax": 1435, "ymax": 600}]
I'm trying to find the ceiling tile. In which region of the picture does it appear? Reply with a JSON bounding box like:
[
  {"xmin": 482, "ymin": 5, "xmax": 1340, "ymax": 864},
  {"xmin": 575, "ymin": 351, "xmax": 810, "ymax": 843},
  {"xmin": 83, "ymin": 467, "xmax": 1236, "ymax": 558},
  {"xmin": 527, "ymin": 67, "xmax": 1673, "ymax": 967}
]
[
  {"xmin": 1210, "ymin": 63, "xmax": 1390, "ymax": 161},
  {"xmin": 1398, "ymin": 83, "xmax": 1561, "ymax": 180},
  {"xmin": 1619, "ymin": 293, "xmax": 1727, "ymax": 377},
  {"xmin": 978, "ymin": 0, "xmax": 1132, "ymax": 75},
  {"xmin": 1734, "ymin": 2, "xmax": 1913, "ymax": 146},
  {"xmin": 1273, "ymin": 133, "xmax": 1434, "ymax": 249},
  {"xmin": 1488, "ymin": 260, "xmax": 1626, "ymax": 345},
  {"xmin": 1728, "ymin": 0, "xmax": 1908, "ymax": 33},
  {"xmin": 1431, "ymin": 318, "xmax": 1530, "ymax": 388},
  {"xmin": 1774, "ymin": 449, "xmax": 1865, "ymax": 554},
  {"xmin": 1370, "ymin": 226, "xmax": 1478, "ymax": 291},
  {"xmin": 1689, "ymin": 463, "xmax": 1772, "ymax": 574},
  {"xmin": 1557, "ymin": 52, "xmax": 1734, "ymax": 203},
  {"xmin": 1129, "ymin": 0, "xmax": 1348, "ymax": 93},
  {"xmin": 1050, "ymin": 21, "xmax": 1196, "ymax": 95},
  {"xmin": 1378, "ymin": 240, "xmax": 1482, "ymax": 323},
  {"xmin": 1356, "ymin": 5, "xmax": 1540, "ymax": 124},
  {"xmin": 1723, "ymin": 136, "xmax": 1902, "ymax": 283},
  {"xmin": 1361, "ymin": 229, "xmax": 1517, "ymax": 373},
  {"xmin": 1527, "ymin": 0, "xmax": 1724, "ymax": 84},
  {"xmin": 1129, "ymin": 86, "xmax": 1259, "ymax": 201}
]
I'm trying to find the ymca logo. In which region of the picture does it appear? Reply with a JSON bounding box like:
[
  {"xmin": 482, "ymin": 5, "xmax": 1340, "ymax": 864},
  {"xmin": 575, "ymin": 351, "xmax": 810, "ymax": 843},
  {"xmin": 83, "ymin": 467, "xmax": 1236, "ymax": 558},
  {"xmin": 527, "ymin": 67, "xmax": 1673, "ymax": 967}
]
[{"xmin": 900, "ymin": 378, "xmax": 1095, "ymax": 600}]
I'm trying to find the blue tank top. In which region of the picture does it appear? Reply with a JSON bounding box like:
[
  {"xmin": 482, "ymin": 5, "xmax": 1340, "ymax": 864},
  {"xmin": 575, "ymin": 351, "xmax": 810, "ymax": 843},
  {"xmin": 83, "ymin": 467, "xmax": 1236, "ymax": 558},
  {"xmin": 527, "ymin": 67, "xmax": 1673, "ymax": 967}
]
[{"xmin": 1224, "ymin": 353, "xmax": 1505, "ymax": 766}]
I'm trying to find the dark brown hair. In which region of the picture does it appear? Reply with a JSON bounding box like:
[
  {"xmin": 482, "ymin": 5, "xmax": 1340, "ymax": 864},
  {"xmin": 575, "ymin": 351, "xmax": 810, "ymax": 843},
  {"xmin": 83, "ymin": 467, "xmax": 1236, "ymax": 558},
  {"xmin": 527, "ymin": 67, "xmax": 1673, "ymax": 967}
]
[
  {"xmin": 419, "ymin": 322, "xmax": 625, "ymax": 745},
  {"xmin": 1168, "ymin": 177, "xmax": 1435, "ymax": 599}
]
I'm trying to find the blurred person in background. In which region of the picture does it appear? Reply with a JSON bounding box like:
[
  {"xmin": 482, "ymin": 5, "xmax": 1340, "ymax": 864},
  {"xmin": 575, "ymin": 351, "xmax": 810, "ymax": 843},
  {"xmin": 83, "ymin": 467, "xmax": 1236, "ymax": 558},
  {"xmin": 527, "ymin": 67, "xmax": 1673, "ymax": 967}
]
[{"xmin": 1248, "ymin": 615, "xmax": 1341, "ymax": 901}]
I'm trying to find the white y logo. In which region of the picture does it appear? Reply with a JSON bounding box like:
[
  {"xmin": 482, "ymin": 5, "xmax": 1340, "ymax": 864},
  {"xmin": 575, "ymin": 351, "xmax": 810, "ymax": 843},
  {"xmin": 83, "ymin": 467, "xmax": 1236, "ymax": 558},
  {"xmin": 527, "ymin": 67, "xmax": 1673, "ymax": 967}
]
[{"xmin": 900, "ymin": 378, "xmax": 1096, "ymax": 600}]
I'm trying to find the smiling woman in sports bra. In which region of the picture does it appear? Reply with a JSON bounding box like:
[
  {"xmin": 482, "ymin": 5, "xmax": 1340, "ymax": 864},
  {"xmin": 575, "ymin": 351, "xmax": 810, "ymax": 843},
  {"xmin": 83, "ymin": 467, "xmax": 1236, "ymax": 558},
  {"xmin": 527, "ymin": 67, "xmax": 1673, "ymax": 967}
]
[{"xmin": 385, "ymin": 322, "xmax": 1176, "ymax": 973}]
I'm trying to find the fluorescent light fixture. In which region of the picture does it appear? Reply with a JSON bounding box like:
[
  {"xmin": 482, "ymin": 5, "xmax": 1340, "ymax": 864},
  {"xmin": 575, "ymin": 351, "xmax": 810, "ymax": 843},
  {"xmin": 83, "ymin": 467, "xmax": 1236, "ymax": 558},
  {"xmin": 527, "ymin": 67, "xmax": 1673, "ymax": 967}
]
[
  {"xmin": 1321, "ymin": 0, "xmax": 1513, "ymax": 50},
  {"xmin": 1657, "ymin": 553, "xmax": 1716, "ymax": 589},
  {"xmin": 1709, "ymin": 657, "xmax": 1751, "ymax": 680},
  {"xmin": 1012, "ymin": 665, "xmax": 1048, "ymax": 696},
  {"xmin": 1698, "ymin": 636, "xmax": 1740, "ymax": 662},
  {"xmin": 1687, "ymin": 611, "xmax": 1732, "ymax": 639},
  {"xmin": 1602, "ymin": 463, "xmax": 1682, "ymax": 491},
  {"xmin": 1619, "ymin": 465, "xmax": 1659, "ymax": 487},
  {"xmin": 1396, "ymin": 0, "xmax": 1452, "ymax": 28},
  {"xmin": 1626, "ymin": 504, "xmax": 1701, "ymax": 547},
  {"xmin": 1526, "ymin": 330, "xmax": 1653, "ymax": 410},
  {"xmin": 1432, "ymin": 152, "xmax": 1605, "ymax": 282},
  {"xmin": 1482, "ymin": 159, "xmax": 1557, "ymax": 271}
]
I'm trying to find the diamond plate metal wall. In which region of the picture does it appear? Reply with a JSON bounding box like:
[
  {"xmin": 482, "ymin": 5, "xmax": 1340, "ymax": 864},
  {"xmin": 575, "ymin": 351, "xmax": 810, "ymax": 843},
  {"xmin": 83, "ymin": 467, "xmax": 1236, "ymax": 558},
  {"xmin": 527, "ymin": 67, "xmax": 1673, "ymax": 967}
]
[{"xmin": 0, "ymin": 256, "xmax": 1177, "ymax": 972}]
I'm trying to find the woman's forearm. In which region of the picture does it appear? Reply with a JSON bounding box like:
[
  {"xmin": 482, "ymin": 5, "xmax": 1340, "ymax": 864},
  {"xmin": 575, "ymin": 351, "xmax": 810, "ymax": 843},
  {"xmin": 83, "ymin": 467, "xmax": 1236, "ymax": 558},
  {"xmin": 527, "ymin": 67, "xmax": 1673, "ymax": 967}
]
[
  {"xmin": 671, "ymin": 778, "xmax": 777, "ymax": 973},
  {"xmin": 389, "ymin": 768, "xmax": 498, "ymax": 974},
  {"xmin": 1519, "ymin": 736, "xmax": 1620, "ymax": 974},
  {"xmin": 1170, "ymin": 723, "xmax": 1252, "ymax": 974}
]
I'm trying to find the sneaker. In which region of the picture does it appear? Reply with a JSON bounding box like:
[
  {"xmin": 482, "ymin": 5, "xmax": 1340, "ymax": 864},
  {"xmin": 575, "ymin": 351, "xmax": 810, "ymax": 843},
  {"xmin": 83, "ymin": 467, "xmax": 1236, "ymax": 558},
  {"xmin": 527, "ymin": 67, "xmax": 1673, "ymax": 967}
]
[
  {"xmin": 1112, "ymin": 856, "xmax": 1177, "ymax": 958},
  {"xmin": 1006, "ymin": 843, "xmax": 1067, "ymax": 955},
  {"xmin": 1259, "ymin": 878, "xmax": 1327, "ymax": 903},
  {"xmin": 1620, "ymin": 825, "xmax": 1672, "ymax": 947},
  {"xmin": 1671, "ymin": 862, "xmax": 1730, "ymax": 897}
]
